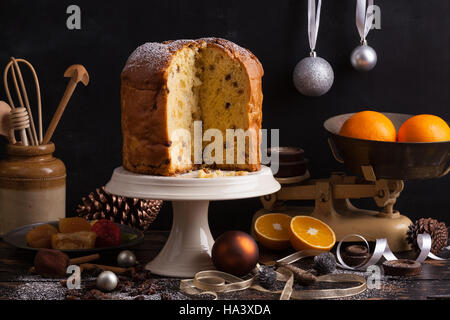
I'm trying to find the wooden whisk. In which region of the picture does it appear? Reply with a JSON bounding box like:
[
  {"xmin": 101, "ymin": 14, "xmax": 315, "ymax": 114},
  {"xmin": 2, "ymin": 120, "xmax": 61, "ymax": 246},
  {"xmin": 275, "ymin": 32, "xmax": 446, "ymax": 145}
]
[{"xmin": 3, "ymin": 57, "xmax": 42, "ymax": 146}]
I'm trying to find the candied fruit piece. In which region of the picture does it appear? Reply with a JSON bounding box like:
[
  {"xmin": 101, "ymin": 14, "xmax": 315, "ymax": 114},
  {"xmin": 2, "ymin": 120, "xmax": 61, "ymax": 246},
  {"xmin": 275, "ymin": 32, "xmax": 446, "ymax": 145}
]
[
  {"xmin": 51, "ymin": 231, "xmax": 97, "ymax": 250},
  {"xmin": 26, "ymin": 224, "xmax": 58, "ymax": 248},
  {"xmin": 91, "ymin": 219, "xmax": 121, "ymax": 248},
  {"xmin": 59, "ymin": 217, "xmax": 92, "ymax": 234}
]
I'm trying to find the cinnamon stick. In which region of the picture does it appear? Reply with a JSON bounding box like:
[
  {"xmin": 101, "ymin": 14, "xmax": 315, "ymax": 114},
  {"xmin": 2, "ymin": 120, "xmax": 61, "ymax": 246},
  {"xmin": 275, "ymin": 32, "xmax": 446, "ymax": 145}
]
[
  {"xmin": 79, "ymin": 263, "xmax": 133, "ymax": 274},
  {"xmin": 277, "ymin": 263, "xmax": 317, "ymax": 286},
  {"xmin": 69, "ymin": 253, "xmax": 100, "ymax": 265}
]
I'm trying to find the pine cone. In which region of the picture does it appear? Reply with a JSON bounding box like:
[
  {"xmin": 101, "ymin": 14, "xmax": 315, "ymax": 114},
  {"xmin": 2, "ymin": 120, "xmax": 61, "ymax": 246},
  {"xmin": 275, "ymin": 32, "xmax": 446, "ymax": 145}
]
[
  {"xmin": 76, "ymin": 187, "xmax": 162, "ymax": 232},
  {"xmin": 313, "ymin": 252, "xmax": 336, "ymax": 275},
  {"xmin": 256, "ymin": 266, "xmax": 277, "ymax": 290},
  {"xmin": 406, "ymin": 218, "xmax": 448, "ymax": 254}
]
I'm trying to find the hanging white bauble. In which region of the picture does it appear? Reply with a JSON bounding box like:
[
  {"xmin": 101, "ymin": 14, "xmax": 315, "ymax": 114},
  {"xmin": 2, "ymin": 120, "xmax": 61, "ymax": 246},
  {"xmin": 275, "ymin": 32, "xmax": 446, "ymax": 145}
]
[
  {"xmin": 293, "ymin": 53, "xmax": 334, "ymax": 97},
  {"xmin": 350, "ymin": 41, "xmax": 377, "ymax": 71}
]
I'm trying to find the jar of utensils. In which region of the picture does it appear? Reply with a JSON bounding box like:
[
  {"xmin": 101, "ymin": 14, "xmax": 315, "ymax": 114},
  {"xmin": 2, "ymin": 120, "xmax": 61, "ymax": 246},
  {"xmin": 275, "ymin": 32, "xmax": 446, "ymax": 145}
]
[
  {"xmin": 0, "ymin": 57, "xmax": 88, "ymax": 235},
  {"xmin": 0, "ymin": 143, "xmax": 66, "ymax": 235}
]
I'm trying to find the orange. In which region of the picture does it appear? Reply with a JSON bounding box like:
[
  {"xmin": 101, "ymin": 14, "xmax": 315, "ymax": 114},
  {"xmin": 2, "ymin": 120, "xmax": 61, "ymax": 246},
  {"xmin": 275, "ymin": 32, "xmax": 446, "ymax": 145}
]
[
  {"xmin": 59, "ymin": 217, "xmax": 92, "ymax": 233},
  {"xmin": 254, "ymin": 213, "xmax": 292, "ymax": 250},
  {"xmin": 397, "ymin": 114, "xmax": 450, "ymax": 142},
  {"xmin": 289, "ymin": 216, "xmax": 336, "ymax": 252},
  {"xmin": 339, "ymin": 111, "xmax": 396, "ymax": 142}
]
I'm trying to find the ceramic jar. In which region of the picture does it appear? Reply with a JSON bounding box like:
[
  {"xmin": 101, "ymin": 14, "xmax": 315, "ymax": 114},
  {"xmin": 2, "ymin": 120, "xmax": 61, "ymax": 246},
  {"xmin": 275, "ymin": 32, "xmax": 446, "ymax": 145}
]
[{"xmin": 0, "ymin": 143, "xmax": 66, "ymax": 235}]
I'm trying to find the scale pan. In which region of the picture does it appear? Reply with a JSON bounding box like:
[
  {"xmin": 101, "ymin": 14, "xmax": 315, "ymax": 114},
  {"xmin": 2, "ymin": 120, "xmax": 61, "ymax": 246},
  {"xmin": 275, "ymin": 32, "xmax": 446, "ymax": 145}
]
[{"xmin": 324, "ymin": 112, "xmax": 450, "ymax": 180}]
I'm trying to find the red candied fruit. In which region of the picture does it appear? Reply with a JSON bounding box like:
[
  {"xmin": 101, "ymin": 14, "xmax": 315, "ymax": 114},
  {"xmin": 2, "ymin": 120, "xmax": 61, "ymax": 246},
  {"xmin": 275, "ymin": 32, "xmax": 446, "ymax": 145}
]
[{"xmin": 91, "ymin": 219, "xmax": 121, "ymax": 248}]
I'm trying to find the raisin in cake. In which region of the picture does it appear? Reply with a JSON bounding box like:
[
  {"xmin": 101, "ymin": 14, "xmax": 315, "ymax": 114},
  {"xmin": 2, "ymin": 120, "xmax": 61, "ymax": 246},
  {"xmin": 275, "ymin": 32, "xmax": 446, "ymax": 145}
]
[{"xmin": 121, "ymin": 38, "xmax": 263, "ymax": 176}]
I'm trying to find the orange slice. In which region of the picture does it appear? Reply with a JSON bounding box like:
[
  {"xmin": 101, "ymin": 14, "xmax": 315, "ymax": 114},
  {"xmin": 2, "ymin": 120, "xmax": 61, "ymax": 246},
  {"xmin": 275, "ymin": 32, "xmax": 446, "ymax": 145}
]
[
  {"xmin": 254, "ymin": 213, "xmax": 292, "ymax": 250},
  {"xmin": 289, "ymin": 216, "xmax": 336, "ymax": 251}
]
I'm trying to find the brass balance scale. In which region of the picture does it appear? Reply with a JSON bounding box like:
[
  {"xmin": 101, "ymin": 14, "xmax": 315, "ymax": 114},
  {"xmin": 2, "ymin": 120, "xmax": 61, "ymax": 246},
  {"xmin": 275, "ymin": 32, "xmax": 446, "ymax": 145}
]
[{"xmin": 255, "ymin": 113, "xmax": 450, "ymax": 252}]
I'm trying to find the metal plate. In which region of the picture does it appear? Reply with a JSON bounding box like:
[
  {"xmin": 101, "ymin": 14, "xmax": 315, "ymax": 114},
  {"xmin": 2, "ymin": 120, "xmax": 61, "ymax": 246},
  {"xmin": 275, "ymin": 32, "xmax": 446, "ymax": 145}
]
[
  {"xmin": 3, "ymin": 221, "xmax": 144, "ymax": 253},
  {"xmin": 324, "ymin": 113, "xmax": 450, "ymax": 180}
]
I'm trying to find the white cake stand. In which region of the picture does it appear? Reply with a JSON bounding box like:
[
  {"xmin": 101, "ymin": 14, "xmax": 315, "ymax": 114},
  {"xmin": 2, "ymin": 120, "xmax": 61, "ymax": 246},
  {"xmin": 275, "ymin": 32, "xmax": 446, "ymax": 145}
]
[{"xmin": 105, "ymin": 166, "xmax": 280, "ymax": 277}]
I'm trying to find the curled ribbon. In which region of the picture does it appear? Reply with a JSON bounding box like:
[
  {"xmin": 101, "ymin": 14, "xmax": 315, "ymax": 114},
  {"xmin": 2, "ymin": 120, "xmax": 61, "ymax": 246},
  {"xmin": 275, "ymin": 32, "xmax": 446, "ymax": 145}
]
[
  {"xmin": 180, "ymin": 233, "xmax": 447, "ymax": 299},
  {"xmin": 180, "ymin": 250, "xmax": 367, "ymax": 300},
  {"xmin": 336, "ymin": 233, "xmax": 445, "ymax": 271},
  {"xmin": 356, "ymin": 0, "xmax": 375, "ymax": 42},
  {"xmin": 307, "ymin": 0, "xmax": 322, "ymax": 54}
]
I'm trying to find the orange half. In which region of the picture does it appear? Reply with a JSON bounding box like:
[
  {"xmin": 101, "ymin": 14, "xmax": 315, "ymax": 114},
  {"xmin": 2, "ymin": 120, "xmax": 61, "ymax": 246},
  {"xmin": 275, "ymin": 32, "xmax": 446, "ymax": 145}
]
[
  {"xmin": 289, "ymin": 216, "xmax": 336, "ymax": 251},
  {"xmin": 254, "ymin": 213, "xmax": 292, "ymax": 250}
]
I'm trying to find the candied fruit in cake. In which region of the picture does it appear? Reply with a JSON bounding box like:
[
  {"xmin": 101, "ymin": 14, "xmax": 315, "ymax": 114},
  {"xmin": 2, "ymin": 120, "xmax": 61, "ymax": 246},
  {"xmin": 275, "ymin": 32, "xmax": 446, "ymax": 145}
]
[
  {"xmin": 51, "ymin": 231, "xmax": 97, "ymax": 250},
  {"xmin": 91, "ymin": 219, "xmax": 121, "ymax": 248},
  {"xmin": 59, "ymin": 217, "xmax": 92, "ymax": 233},
  {"xmin": 26, "ymin": 224, "xmax": 59, "ymax": 248}
]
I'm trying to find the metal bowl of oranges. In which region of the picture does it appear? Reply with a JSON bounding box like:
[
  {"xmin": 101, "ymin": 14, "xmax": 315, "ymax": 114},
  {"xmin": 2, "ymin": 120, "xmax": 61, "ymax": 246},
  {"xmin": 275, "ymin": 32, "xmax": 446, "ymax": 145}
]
[{"xmin": 324, "ymin": 111, "xmax": 450, "ymax": 180}]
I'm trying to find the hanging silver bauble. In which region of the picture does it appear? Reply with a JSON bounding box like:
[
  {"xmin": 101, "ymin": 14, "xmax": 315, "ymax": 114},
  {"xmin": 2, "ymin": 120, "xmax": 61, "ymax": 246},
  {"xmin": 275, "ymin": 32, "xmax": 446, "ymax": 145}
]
[
  {"xmin": 96, "ymin": 271, "xmax": 118, "ymax": 292},
  {"xmin": 351, "ymin": 40, "xmax": 377, "ymax": 71},
  {"xmin": 293, "ymin": 52, "xmax": 334, "ymax": 97},
  {"xmin": 117, "ymin": 250, "xmax": 137, "ymax": 267}
]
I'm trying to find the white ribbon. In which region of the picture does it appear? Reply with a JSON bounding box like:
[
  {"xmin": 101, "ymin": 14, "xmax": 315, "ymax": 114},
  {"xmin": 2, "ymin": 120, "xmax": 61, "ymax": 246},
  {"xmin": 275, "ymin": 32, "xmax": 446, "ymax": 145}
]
[
  {"xmin": 336, "ymin": 233, "xmax": 445, "ymax": 271},
  {"xmin": 356, "ymin": 0, "xmax": 375, "ymax": 42},
  {"xmin": 308, "ymin": 0, "xmax": 322, "ymax": 53}
]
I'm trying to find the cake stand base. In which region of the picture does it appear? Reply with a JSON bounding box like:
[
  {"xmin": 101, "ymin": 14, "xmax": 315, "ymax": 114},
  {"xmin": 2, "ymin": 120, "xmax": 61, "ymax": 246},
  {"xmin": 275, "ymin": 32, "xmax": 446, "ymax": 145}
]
[
  {"xmin": 105, "ymin": 166, "xmax": 280, "ymax": 277},
  {"xmin": 146, "ymin": 200, "xmax": 214, "ymax": 277}
]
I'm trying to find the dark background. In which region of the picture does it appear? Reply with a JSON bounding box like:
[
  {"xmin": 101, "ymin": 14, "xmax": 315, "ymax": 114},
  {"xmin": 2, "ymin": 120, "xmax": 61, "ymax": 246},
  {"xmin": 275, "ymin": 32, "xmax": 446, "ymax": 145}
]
[{"xmin": 0, "ymin": 0, "xmax": 449, "ymax": 236}]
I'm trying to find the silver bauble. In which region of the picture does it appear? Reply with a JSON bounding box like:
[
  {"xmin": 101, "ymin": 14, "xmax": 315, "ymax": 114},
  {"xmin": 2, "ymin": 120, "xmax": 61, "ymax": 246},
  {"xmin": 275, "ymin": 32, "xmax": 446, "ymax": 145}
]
[
  {"xmin": 350, "ymin": 44, "xmax": 377, "ymax": 71},
  {"xmin": 117, "ymin": 250, "xmax": 137, "ymax": 267},
  {"xmin": 96, "ymin": 271, "xmax": 118, "ymax": 292},
  {"xmin": 293, "ymin": 55, "xmax": 334, "ymax": 97}
]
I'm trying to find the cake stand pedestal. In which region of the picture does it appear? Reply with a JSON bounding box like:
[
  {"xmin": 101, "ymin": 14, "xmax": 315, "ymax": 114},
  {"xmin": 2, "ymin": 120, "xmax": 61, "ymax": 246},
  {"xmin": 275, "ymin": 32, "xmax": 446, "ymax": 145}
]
[{"xmin": 105, "ymin": 166, "xmax": 280, "ymax": 277}]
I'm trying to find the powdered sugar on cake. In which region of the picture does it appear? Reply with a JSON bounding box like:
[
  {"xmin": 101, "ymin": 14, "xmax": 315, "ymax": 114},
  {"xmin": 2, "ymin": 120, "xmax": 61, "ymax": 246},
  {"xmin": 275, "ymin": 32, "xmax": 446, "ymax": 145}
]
[{"xmin": 123, "ymin": 43, "xmax": 172, "ymax": 76}]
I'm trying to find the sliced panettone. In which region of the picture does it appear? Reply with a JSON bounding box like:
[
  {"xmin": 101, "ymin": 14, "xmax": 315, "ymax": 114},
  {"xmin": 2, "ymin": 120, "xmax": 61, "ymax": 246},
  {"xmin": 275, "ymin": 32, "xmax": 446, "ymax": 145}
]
[{"xmin": 121, "ymin": 38, "xmax": 263, "ymax": 176}]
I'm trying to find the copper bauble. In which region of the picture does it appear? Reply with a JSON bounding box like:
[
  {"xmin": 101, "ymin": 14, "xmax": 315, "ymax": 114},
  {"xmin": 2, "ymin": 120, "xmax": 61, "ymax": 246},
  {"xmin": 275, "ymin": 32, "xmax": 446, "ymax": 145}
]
[{"xmin": 211, "ymin": 231, "xmax": 259, "ymax": 277}]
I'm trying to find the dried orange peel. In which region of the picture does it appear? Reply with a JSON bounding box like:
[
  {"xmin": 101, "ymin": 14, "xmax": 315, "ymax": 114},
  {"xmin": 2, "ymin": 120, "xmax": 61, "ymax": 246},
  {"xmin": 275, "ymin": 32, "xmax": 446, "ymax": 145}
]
[
  {"xmin": 59, "ymin": 217, "xmax": 92, "ymax": 233},
  {"xmin": 289, "ymin": 216, "xmax": 336, "ymax": 252}
]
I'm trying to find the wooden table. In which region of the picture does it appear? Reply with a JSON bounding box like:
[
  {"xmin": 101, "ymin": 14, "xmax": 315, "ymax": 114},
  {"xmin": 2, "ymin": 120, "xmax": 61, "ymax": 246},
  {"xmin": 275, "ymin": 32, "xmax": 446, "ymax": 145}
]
[{"xmin": 1, "ymin": 231, "xmax": 449, "ymax": 300}]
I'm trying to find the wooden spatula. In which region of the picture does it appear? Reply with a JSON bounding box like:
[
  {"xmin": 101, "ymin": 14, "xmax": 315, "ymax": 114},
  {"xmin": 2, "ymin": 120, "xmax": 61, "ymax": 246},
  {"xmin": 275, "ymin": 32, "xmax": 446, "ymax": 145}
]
[{"xmin": 42, "ymin": 65, "xmax": 89, "ymax": 144}]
